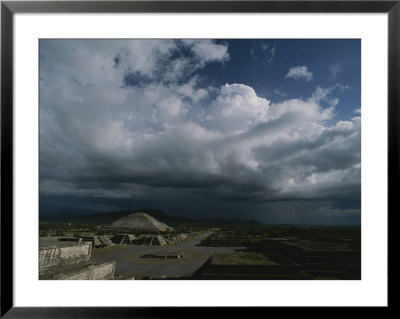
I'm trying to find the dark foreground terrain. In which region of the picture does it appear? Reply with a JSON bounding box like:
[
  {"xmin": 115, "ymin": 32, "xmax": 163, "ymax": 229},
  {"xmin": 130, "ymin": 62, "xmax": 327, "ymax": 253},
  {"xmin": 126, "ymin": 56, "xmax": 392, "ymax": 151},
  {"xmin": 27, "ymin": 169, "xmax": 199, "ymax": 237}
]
[
  {"xmin": 40, "ymin": 222, "xmax": 361, "ymax": 280},
  {"xmin": 91, "ymin": 231, "xmax": 231, "ymax": 278}
]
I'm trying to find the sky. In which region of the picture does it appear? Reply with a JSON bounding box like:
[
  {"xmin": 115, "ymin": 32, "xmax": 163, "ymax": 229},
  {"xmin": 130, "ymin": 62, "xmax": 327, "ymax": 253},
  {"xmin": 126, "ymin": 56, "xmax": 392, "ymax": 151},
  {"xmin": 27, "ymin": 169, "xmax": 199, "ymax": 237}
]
[{"xmin": 39, "ymin": 39, "xmax": 361, "ymax": 225}]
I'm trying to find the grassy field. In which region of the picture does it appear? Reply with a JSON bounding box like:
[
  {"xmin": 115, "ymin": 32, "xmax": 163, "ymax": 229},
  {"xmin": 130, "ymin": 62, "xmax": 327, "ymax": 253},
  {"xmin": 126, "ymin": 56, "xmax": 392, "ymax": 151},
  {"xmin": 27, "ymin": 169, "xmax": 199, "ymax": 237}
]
[{"xmin": 212, "ymin": 252, "xmax": 278, "ymax": 265}]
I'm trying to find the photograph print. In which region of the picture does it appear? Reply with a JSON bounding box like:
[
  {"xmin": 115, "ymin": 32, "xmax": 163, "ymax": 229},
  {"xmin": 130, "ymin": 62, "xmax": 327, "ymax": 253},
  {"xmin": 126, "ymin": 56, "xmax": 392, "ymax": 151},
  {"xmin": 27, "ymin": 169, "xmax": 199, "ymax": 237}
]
[{"xmin": 39, "ymin": 39, "xmax": 361, "ymax": 280}]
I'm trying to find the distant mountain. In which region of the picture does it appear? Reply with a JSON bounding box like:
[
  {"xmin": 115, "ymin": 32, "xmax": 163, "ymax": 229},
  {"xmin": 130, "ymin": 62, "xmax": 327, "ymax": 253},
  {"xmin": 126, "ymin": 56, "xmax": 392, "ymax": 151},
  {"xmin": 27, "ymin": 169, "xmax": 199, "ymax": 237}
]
[
  {"xmin": 39, "ymin": 208, "xmax": 264, "ymax": 226},
  {"xmin": 39, "ymin": 209, "xmax": 185, "ymax": 224},
  {"xmin": 192, "ymin": 218, "xmax": 263, "ymax": 226}
]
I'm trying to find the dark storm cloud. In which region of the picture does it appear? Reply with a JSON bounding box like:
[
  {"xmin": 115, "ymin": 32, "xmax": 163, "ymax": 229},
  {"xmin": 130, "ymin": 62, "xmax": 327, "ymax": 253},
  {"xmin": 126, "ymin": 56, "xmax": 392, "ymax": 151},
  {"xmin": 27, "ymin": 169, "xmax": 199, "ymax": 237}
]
[{"xmin": 39, "ymin": 39, "xmax": 361, "ymax": 223}]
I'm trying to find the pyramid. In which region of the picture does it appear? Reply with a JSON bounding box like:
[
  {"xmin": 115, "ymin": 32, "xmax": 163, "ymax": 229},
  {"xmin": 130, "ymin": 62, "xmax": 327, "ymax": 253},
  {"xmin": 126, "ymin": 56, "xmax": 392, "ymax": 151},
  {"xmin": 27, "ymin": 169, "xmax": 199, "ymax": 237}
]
[{"xmin": 110, "ymin": 212, "xmax": 173, "ymax": 232}]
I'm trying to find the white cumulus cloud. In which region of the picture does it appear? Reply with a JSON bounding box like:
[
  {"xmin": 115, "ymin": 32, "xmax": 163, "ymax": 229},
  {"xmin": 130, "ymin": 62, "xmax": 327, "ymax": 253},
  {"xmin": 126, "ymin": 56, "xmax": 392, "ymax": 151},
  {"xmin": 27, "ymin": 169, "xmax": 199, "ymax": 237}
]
[{"xmin": 286, "ymin": 65, "xmax": 313, "ymax": 81}]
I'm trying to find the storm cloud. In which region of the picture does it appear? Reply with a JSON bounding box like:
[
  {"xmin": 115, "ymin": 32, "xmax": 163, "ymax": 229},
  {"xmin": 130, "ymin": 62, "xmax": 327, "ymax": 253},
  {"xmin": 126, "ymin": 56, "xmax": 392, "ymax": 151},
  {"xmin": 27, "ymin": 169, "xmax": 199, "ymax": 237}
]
[{"xmin": 39, "ymin": 39, "xmax": 361, "ymax": 224}]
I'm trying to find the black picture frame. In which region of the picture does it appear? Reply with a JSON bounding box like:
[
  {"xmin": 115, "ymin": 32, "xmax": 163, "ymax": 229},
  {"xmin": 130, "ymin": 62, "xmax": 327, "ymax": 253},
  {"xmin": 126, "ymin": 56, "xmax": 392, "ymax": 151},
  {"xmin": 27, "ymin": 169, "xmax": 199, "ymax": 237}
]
[{"xmin": 1, "ymin": 1, "xmax": 396, "ymax": 317}]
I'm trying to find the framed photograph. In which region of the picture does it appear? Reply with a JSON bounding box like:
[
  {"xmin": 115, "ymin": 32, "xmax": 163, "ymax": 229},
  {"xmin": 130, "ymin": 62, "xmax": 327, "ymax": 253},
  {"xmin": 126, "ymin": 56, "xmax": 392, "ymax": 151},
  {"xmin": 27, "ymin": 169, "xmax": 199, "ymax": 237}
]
[{"xmin": 1, "ymin": 0, "xmax": 395, "ymax": 316}]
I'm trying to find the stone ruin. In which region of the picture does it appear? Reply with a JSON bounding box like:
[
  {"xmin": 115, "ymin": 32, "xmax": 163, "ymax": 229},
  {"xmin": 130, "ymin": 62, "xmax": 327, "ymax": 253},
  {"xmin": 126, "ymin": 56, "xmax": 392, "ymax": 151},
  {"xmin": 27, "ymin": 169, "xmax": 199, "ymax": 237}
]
[
  {"xmin": 110, "ymin": 212, "xmax": 174, "ymax": 232},
  {"xmin": 110, "ymin": 232, "xmax": 197, "ymax": 246},
  {"xmin": 141, "ymin": 251, "xmax": 184, "ymax": 259},
  {"xmin": 81, "ymin": 235, "xmax": 114, "ymax": 248},
  {"xmin": 39, "ymin": 237, "xmax": 115, "ymax": 280},
  {"xmin": 112, "ymin": 234, "xmax": 137, "ymax": 245}
]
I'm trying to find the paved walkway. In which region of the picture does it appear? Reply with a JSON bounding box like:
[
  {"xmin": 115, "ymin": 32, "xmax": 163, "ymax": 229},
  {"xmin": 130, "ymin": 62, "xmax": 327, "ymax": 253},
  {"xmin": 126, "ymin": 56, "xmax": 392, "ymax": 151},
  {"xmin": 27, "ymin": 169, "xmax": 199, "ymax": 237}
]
[{"xmin": 91, "ymin": 232, "xmax": 244, "ymax": 279}]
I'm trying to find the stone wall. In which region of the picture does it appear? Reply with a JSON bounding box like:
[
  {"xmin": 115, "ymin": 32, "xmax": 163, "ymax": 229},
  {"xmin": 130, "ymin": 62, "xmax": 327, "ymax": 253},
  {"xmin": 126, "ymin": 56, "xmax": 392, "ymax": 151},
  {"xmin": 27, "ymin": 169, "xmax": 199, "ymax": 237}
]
[
  {"xmin": 54, "ymin": 261, "xmax": 115, "ymax": 280},
  {"xmin": 39, "ymin": 242, "xmax": 92, "ymax": 271}
]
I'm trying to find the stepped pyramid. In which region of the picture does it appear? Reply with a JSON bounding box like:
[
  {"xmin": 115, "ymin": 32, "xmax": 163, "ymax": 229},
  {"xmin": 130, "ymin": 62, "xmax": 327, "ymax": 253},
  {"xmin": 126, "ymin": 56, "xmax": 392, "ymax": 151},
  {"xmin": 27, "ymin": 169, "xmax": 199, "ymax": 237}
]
[{"xmin": 111, "ymin": 212, "xmax": 173, "ymax": 232}]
